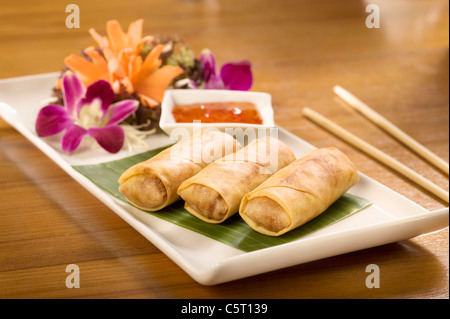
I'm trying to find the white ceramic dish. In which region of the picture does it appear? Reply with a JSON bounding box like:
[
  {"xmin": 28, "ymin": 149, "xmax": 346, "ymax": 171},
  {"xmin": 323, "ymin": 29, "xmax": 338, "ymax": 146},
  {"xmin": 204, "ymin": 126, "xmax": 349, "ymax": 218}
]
[
  {"xmin": 159, "ymin": 89, "xmax": 274, "ymax": 137},
  {"xmin": 0, "ymin": 72, "xmax": 448, "ymax": 285}
]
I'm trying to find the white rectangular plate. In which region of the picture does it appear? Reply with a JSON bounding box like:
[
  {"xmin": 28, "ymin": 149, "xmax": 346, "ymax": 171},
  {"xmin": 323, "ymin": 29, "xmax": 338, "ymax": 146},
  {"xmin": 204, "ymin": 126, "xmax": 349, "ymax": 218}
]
[{"xmin": 0, "ymin": 72, "xmax": 448, "ymax": 285}]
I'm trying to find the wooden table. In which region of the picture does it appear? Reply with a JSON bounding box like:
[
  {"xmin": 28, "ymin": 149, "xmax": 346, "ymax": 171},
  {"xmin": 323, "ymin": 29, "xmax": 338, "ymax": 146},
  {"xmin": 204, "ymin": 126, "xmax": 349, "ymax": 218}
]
[{"xmin": 0, "ymin": 0, "xmax": 448, "ymax": 299}]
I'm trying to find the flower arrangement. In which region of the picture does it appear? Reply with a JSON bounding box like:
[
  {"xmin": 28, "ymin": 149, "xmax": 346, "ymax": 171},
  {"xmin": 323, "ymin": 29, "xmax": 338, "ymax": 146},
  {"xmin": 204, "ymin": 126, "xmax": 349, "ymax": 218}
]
[{"xmin": 36, "ymin": 18, "xmax": 253, "ymax": 154}]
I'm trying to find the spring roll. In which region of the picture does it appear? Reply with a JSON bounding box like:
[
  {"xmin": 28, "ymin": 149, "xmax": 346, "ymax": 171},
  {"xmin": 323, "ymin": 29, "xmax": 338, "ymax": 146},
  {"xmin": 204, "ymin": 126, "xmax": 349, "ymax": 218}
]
[
  {"xmin": 177, "ymin": 136, "xmax": 296, "ymax": 223},
  {"xmin": 118, "ymin": 130, "xmax": 241, "ymax": 211},
  {"xmin": 239, "ymin": 147, "xmax": 359, "ymax": 236}
]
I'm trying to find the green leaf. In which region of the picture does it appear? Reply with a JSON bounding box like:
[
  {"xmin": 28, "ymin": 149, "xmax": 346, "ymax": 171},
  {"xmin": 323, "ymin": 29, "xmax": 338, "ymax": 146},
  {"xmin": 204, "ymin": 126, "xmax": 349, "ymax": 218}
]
[{"xmin": 73, "ymin": 147, "xmax": 371, "ymax": 252}]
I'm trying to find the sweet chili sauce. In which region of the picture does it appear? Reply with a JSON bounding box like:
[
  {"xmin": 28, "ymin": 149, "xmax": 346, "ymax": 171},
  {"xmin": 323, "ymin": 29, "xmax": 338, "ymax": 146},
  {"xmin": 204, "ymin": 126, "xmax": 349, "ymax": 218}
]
[{"xmin": 172, "ymin": 102, "xmax": 263, "ymax": 124}]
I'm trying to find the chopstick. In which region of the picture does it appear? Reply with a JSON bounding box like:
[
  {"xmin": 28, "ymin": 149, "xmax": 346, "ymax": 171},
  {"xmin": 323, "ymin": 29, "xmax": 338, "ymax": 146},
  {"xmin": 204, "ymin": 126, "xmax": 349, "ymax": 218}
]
[
  {"xmin": 302, "ymin": 107, "xmax": 449, "ymax": 203},
  {"xmin": 333, "ymin": 85, "xmax": 450, "ymax": 175}
]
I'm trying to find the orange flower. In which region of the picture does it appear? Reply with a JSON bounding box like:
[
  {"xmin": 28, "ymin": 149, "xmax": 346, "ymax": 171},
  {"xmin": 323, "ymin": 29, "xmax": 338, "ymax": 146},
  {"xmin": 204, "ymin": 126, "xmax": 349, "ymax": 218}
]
[{"xmin": 63, "ymin": 19, "xmax": 183, "ymax": 107}]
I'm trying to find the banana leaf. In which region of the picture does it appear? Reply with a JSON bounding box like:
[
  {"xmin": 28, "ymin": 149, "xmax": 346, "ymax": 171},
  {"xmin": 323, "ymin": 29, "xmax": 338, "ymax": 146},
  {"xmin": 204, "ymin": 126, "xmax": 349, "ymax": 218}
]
[{"xmin": 73, "ymin": 146, "xmax": 371, "ymax": 252}]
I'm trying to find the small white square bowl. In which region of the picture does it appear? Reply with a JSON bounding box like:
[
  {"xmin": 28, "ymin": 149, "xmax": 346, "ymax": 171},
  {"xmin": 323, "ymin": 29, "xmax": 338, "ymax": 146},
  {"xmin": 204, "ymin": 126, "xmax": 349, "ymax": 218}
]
[{"xmin": 159, "ymin": 89, "xmax": 275, "ymax": 137}]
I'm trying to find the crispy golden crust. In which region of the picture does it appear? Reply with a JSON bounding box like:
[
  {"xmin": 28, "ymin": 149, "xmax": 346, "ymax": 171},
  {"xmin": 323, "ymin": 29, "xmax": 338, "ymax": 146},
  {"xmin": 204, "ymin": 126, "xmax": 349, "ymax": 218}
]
[
  {"xmin": 242, "ymin": 197, "xmax": 290, "ymax": 232},
  {"xmin": 182, "ymin": 184, "xmax": 229, "ymax": 221},
  {"xmin": 118, "ymin": 130, "xmax": 240, "ymax": 211},
  {"xmin": 178, "ymin": 136, "xmax": 296, "ymax": 223},
  {"xmin": 239, "ymin": 147, "xmax": 359, "ymax": 236},
  {"xmin": 119, "ymin": 174, "xmax": 167, "ymax": 210}
]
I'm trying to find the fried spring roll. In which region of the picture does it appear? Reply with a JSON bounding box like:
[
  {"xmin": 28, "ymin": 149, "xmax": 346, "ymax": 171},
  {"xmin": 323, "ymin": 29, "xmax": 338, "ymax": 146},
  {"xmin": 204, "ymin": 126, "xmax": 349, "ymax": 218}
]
[
  {"xmin": 239, "ymin": 147, "xmax": 359, "ymax": 236},
  {"xmin": 118, "ymin": 130, "xmax": 240, "ymax": 211},
  {"xmin": 177, "ymin": 136, "xmax": 296, "ymax": 223}
]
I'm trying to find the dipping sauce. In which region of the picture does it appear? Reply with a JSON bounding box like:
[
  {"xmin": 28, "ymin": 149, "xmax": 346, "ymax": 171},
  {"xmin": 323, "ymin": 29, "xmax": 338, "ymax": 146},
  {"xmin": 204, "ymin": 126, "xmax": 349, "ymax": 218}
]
[{"xmin": 172, "ymin": 101, "xmax": 263, "ymax": 124}]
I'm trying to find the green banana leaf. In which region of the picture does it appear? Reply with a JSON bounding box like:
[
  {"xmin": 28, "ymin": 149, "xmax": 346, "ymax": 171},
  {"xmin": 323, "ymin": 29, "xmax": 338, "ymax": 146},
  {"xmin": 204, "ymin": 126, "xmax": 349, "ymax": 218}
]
[{"xmin": 73, "ymin": 146, "xmax": 371, "ymax": 252}]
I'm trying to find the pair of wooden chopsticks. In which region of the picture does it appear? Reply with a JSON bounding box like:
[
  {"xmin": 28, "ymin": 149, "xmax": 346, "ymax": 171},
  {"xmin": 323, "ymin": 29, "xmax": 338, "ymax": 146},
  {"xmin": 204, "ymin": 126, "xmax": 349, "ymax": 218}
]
[{"xmin": 303, "ymin": 86, "xmax": 449, "ymax": 203}]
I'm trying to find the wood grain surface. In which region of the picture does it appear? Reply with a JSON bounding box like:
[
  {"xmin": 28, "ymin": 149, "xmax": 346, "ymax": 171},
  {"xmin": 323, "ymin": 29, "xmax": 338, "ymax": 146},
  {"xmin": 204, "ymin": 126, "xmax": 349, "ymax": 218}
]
[{"xmin": 0, "ymin": 0, "xmax": 448, "ymax": 299}]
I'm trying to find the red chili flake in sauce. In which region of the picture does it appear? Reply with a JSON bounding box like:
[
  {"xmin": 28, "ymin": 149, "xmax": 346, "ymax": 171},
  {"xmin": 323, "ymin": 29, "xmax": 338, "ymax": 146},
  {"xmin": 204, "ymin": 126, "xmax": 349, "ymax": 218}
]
[{"xmin": 172, "ymin": 102, "xmax": 263, "ymax": 124}]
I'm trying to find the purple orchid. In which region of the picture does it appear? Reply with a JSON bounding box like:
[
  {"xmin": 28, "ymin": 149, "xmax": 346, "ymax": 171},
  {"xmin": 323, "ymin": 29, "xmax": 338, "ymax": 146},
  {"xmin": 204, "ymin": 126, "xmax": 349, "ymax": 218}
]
[
  {"xmin": 36, "ymin": 72, "xmax": 139, "ymax": 154},
  {"xmin": 199, "ymin": 49, "xmax": 253, "ymax": 91}
]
